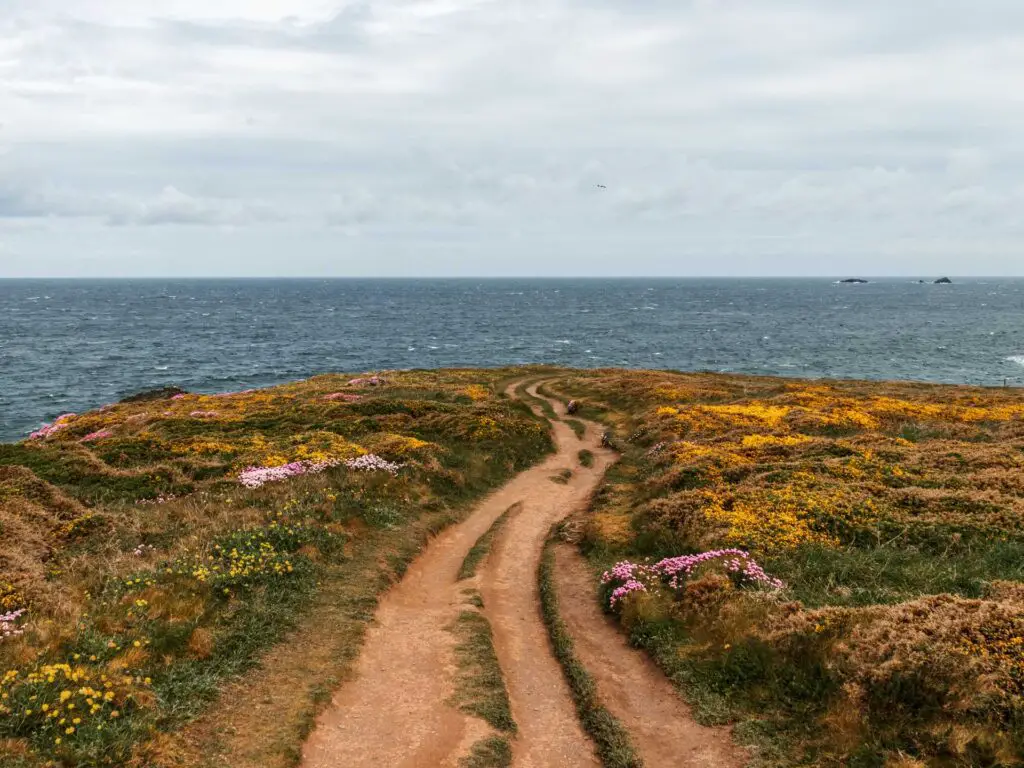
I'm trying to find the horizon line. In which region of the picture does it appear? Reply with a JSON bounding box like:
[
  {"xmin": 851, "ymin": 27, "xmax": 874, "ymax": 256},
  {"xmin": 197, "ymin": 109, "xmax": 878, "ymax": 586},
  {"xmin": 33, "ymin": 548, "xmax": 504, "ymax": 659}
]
[{"xmin": 0, "ymin": 274, "xmax": 999, "ymax": 280}]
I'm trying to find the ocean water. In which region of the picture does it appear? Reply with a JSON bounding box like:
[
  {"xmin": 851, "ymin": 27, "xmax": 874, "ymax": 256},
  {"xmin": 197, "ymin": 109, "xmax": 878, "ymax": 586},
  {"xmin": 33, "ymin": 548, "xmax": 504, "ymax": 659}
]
[{"xmin": 3, "ymin": 278, "xmax": 1024, "ymax": 442}]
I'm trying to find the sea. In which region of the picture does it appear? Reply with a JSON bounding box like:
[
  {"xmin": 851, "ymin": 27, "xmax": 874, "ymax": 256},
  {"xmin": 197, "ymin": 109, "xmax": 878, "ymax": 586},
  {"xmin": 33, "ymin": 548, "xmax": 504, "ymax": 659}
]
[{"xmin": 3, "ymin": 278, "xmax": 1024, "ymax": 442}]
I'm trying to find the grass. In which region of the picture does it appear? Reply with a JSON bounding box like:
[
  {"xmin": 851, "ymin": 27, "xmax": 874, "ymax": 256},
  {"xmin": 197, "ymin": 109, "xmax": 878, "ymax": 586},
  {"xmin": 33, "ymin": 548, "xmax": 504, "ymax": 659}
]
[
  {"xmin": 0, "ymin": 369, "xmax": 552, "ymax": 767},
  {"xmin": 459, "ymin": 503, "xmax": 521, "ymax": 581},
  {"xmin": 514, "ymin": 379, "xmax": 559, "ymax": 421},
  {"xmin": 565, "ymin": 419, "xmax": 586, "ymax": 440},
  {"xmin": 538, "ymin": 535, "xmax": 644, "ymax": 768},
  {"xmin": 459, "ymin": 736, "xmax": 513, "ymax": 768},
  {"xmin": 578, "ymin": 450, "xmax": 594, "ymax": 468},
  {"xmin": 550, "ymin": 468, "xmax": 574, "ymax": 484},
  {"xmin": 448, "ymin": 593, "xmax": 517, "ymax": 734}
]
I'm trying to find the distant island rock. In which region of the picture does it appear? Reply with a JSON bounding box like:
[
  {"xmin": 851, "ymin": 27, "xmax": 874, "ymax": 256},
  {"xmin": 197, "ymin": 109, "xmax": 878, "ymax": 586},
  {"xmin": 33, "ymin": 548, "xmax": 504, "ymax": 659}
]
[
  {"xmin": 839, "ymin": 278, "xmax": 869, "ymax": 284},
  {"xmin": 934, "ymin": 277, "xmax": 953, "ymax": 284}
]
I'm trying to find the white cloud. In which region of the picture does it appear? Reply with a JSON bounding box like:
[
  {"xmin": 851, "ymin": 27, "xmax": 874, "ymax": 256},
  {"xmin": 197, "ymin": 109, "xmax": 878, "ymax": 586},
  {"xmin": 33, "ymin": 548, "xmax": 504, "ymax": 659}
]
[{"xmin": 1, "ymin": 0, "xmax": 1024, "ymax": 275}]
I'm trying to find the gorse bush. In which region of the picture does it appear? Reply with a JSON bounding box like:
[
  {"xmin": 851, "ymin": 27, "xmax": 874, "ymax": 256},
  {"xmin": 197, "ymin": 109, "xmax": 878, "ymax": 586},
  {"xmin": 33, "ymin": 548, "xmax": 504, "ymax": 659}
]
[
  {"xmin": 561, "ymin": 369, "xmax": 1024, "ymax": 766},
  {"xmin": 0, "ymin": 368, "xmax": 553, "ymax": 766}
]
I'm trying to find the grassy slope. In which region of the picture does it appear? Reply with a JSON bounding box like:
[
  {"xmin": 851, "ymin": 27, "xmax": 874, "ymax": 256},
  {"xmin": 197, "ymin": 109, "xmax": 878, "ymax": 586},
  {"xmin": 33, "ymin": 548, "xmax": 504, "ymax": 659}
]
[
  {"xmin": 557, "ymin": 370, "xmax": 1024, "ymax": 767},
  {"xmin": 0, "ymin": 368, "xmax": 553, "ymax": 767}
]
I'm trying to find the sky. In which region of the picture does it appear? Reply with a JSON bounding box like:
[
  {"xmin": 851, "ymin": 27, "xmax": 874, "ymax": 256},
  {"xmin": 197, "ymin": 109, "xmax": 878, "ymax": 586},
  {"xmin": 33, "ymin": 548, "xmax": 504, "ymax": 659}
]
[{"xmin": 1, "ymin": 0, "xmax": 1022, "ymax": 277}]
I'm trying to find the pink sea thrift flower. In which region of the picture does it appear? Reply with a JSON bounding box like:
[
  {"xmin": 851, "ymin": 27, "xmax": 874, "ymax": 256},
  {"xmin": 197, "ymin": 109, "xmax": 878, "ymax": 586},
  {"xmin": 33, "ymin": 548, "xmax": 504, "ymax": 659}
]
[
  {"xmin": 29, "ymin": 413, "xmax": 76, "ymax": 440},
  {"xmin": 238, "ymin": 459, "xmax": 341, "ymax": 489},
  {"xmin": 81, "ymin": 429, "xmax": 113, "ymax": 443},
  {"xmin": 1, "ymin": 609, "xmax": 26, "ymax": 640},
  {"xmin": 325, "ymin": 393, "xmax": 363, "ymax": 403},
  {"xmin": 601, "ymin": 549, "xmax": 784, "ymax": 609},
  {"xmin": 344, "ymin": 454, "xmax": 404, "ymax": 475}
]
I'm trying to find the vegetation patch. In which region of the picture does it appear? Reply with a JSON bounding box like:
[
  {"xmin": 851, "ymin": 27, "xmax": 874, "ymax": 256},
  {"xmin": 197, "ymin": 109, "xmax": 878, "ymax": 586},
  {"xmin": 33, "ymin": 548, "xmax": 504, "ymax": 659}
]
[
  {"xmin": 514, "ymin": 380, "xmax": 558, "ymax": 421},
  {"xmin": 0, "ymin": 369, "xmax": 552, "ymax": 767},
  {"xmin": 538, "ymin": 537, "xmax": 644, "ymax": 768},
  {"xmin": 448, "ymin": 594, "xmax": 516, "ymax": 734},
  {"xmin": 459, "ymin": 504, "xmax": 521, "ymax": 581},
  {"xmin": 565, "ymin": 419, "xmax": 587, "ymax": 440},
  {"xmin": 578, "ymin": 450, "xmax": 594, "ymax": 468},
  {"xmin": 459, "ymin": 735, "xmax": 513, "ymax": 768},
  {"xmin": 550, "ymin": 468, "xmax": 574, "ymax": 485}
]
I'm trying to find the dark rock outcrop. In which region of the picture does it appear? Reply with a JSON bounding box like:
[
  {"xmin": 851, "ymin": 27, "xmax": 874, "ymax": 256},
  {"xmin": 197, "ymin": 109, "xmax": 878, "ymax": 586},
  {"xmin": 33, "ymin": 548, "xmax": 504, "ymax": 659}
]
[
  {"xmin": 934, "ymin": 277, "xmax": 953, "ymax": 284},
  {"xmin": 119, "ymin": 386, "xmax": 187, "ymax": 403},
  {"xmin": 839, "ymin": 278, "xmax": 869, "ymax": 284}
]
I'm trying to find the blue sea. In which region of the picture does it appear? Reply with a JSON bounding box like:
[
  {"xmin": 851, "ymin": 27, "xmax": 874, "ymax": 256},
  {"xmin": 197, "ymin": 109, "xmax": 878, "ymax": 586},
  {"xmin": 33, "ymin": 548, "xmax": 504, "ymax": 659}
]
[{"xmin": 3, "ymin": 278, "xmax": 1024, "ymax": 442}]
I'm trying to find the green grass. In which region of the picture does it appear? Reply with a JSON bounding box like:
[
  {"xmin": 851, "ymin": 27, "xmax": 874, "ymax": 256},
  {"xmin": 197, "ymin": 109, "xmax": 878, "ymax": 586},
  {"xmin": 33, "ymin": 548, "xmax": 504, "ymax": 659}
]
[
  {"xmin": 459, "ymin": 503, "xmax": 520, "ymax": 581},
  {"xmin": 538, "ymin": 537, "xmax": 644, "ymax": 768},
  {"xmin": 448, "ymin": 598, "xmax": 517, "ymax": 734},
  {"xmin": 550, "ymin": 468, "xmax": 573, "ymax": 484},
  {"xmin": 459, "ymin": 736, "xmax": 513, "ymax": 768},
  {"xmin": 578, "ymin": 450, "xmax": 594, "ymax": 468},
  {"xmin": 514, "ymin": 380, "xmax": 558, "ymax": 421},
  {"xmin": 565, "ymin": 419, "xmax": 586, "ymax": 439},
  {"xmin": 766, "ymin": 539, "xmax": 1024, "ymax": 608}
]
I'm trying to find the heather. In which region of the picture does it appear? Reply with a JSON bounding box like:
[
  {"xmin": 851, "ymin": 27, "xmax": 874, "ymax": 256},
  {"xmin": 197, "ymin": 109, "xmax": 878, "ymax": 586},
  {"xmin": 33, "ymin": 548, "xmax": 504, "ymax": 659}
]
[
  {"xmin": 0, "ymin": 369, "xmax": 552, "ymax": 766},
  {"xmin": 557, "ymin": 370, "xmax": 1024, "ymax": 766}
]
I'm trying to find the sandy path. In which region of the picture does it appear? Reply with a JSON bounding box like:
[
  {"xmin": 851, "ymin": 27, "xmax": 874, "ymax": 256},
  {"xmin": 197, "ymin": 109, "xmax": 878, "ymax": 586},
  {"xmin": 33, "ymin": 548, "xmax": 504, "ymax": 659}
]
[
  {"xmin": 479, "ymin": 383, "xmax": 613, "ymax": 767},
  {"xmin": 301, "ymin": 381, "xmax": 610, "ymax": 768},
  {"xmin": 552, "ymin": 542, "xmax": 749, "ymax": 768}
]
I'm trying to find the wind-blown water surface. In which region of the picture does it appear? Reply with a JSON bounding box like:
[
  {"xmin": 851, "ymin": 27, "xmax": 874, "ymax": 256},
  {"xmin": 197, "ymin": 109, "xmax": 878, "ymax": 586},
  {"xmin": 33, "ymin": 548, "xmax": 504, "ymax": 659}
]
[{"xmin": 3, "ymin": 278, "xmax": 1024, "ymax": 441}]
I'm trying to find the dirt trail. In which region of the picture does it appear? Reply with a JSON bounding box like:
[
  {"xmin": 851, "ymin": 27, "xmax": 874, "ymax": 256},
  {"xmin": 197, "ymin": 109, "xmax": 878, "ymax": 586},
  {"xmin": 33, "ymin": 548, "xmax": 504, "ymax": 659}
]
[
  {"xmin": 301, "ymin": 381, "xmax": 611, "ymax": 768},
  {"xmin": 553, "ymin": 543, "xmax": 748, "ymax": 768},
  {"xmin": 302, "ymin": 379, "xmax": 744, "ymax": 768},
  {"xmin": 478, "ymin": 383, "xmax": 613, "ymax": 767}
]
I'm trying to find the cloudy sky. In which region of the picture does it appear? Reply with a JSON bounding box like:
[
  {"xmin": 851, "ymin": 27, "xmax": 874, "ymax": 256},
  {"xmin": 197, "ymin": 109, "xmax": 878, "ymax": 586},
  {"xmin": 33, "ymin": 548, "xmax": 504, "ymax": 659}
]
[{"xmin": 1, "ymin": 0, "xmax": 1022, "ymax": 277}]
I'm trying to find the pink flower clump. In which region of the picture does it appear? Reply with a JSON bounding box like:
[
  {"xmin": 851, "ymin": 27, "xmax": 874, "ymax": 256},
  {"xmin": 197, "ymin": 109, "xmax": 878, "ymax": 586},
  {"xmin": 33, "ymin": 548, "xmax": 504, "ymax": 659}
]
[
  {"xmin": 238, "ymin": 459, "xmax": 340, "ymax": 489},
  {"xmin": 601, "ymin": 549, "xmax": 784, "ymax": 609},
  {"xmin": 1, "ymin": 609, "xmax": 26, "ymax": 640},
  {"xmin": 344, "ymin": 454, "xmax": 404, "ymax": 475},
  {"xmin": 601, "ymin": 561, "xmax": 650, "ymax": 607},
  {"xmin": 325, "ymin": 392, "xmax": 363, "ymax": 403},
  {"xmin": 81, "ymin": 429, "xmax": 114, "ymax": 443},
  {"xmin": 29, "ymin": 413, "xmax": 76, "ymax": 440},
  {"xmin": 171, "ymin": 393, "xmax": 187, "ymax": 400},
  {"xmin": 652, "ymin": 548, "xmax": 786, "ymax": 590}
]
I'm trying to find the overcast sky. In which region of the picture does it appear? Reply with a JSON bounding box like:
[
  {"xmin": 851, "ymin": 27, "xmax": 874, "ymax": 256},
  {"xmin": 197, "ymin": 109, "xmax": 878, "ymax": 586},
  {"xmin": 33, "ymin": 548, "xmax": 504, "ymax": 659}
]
[{"xmin": 1, "ymin": 0, "xmax": 1022, "ymax": 277}]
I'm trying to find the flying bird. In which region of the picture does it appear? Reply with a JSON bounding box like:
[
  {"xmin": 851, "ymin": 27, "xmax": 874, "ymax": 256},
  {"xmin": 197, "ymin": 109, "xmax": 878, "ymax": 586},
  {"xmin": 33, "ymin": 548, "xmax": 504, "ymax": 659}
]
[{"xmin": 596, "ymin": 184, "xmax": 606, "ymax": 189}]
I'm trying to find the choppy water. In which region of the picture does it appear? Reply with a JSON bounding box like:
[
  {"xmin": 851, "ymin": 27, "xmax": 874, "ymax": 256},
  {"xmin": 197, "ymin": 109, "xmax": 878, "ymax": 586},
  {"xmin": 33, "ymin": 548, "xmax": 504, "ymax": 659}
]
[{"xmin": 3, "ymin": 278, "xmax": 1024, "ymax": 441}]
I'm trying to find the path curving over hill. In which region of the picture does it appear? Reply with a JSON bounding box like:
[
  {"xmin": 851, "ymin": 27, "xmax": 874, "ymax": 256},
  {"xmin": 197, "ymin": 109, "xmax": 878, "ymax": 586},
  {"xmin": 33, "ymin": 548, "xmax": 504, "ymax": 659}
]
[{"xmin": 300, "ymin": 379, "xmax": 744, "ymax": 768}]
